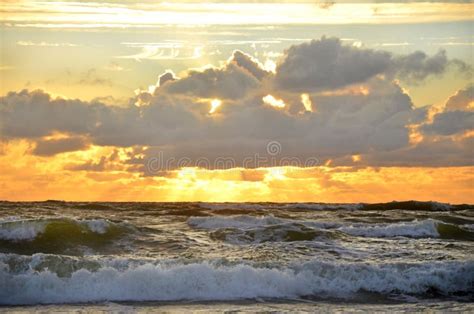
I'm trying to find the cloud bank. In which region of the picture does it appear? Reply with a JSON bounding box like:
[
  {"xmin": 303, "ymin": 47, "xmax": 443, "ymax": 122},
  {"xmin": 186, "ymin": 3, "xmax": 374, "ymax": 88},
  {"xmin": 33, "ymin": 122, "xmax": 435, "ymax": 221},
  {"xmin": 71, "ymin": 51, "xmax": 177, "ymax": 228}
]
[{"xmin": 1, "ymin": 37, "xmax": 472, "ymax": 174}]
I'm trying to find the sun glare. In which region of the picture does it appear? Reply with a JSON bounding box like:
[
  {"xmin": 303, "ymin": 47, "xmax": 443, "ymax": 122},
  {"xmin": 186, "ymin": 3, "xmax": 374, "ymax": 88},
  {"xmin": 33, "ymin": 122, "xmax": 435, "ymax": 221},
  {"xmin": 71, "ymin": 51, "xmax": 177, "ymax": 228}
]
[{"xmin": 209, "ymin": 99, "xmax": 222, "ymax": 114}]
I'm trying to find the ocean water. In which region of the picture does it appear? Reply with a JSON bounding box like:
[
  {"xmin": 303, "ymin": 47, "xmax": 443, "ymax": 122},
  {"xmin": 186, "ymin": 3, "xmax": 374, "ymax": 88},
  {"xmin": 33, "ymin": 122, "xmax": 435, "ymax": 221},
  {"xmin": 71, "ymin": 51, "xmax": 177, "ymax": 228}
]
[{"xmin": 0, "ymin": 201, "xmax": 473, "ymax": 312}]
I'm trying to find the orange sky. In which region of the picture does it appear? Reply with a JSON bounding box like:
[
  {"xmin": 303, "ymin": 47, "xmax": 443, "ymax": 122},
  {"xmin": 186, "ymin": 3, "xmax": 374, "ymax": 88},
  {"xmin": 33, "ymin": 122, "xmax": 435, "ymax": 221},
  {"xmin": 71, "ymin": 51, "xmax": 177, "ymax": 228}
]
[
  {"xmin": 0, "ymin": 140, "xmax": 472, "ymax": 203},
  {"xmin": 1, "ymin": 1, "xmax": 473, "ymax": 203}
]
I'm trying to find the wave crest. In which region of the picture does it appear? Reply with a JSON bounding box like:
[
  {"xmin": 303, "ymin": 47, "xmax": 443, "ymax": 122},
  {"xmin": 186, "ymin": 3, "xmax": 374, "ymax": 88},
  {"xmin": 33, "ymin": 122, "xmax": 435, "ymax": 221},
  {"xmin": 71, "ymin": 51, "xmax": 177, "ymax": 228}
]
[
  {"xmin": 0, "ymin": 257, "xmax": 472, "ymax": 305},
  {"xmin": 0, "ymin": 218, "xmax": 127, "ymax": 254},
  {"xmin": 189, "ymin": 216, "xmax": 474, "ymax": 242}
]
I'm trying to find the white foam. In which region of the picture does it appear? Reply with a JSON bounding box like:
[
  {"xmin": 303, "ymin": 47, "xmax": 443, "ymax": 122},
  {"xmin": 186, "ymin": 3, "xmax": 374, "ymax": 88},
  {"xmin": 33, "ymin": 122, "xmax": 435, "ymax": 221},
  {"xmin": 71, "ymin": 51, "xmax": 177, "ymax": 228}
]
[
  {"xmin": 188, "ymin": 215, "xmax": 339, "ymax": 230},
  {"xmin": 462, "ymin": 224, "xmax": 474, "ymax": 232},
  {"xmin": 338, "ymin": 219, "xmax": 440, "ymax": 238},
  {"xmin": 82, "ymin": 219, "xmax": 111, "ymax": 234},
  {"xmin": 0, "ymin": 259, "xmax": 472, "ymax": 305},
  {"xmin": 0, "ymin": 220, "xmax": 46, "ymax": 241},
  {"xmin": 189, "ymin": 216, "xmax": 444, "ymax": 240}
]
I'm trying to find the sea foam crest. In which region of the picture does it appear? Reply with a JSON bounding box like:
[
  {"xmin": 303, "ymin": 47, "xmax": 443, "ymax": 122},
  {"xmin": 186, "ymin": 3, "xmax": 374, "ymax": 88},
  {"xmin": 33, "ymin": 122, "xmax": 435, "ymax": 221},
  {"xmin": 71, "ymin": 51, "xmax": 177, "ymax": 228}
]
[
  {"xmin": 0, "ymin": 220, "xmax": 45, "ymax": 241},
  {"xmin": 0, "ymin": 259, "xmax": 472, "ymax": 305},
  {"xmin": 83, "ymin": 219, "xmax": 111, "ymax": 234},
  {"xmin": 188, "ymin": 216, "xmax": 443, "ymax": 239},
  {"xmin": 338, "ymin": 219, "xmax": 441, "ymax": 238}
]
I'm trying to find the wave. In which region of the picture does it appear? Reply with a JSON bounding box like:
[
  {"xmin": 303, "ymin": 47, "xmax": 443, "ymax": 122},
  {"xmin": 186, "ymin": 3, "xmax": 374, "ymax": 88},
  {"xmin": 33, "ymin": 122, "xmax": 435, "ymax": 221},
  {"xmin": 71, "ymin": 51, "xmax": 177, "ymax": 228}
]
[
  {"xmin": 188, "ymin": 215, "xmax": 339, "ymax": 244},
  {"xmin": 188, "ymin": 216, "xmax": 474, "ymax": 243},
  {"xmin": 0, "ymin": 218, "xmax": 128, "ymax": 254},
  {"xmin": 188, "ymin": 215, "xmax": 290, "ymax": 230},
  {"xmin": 341, "ymin": 220, "xmax": 474, "ymax": 240},
  {"xmin": 359, "ymin": 201, "xmax": 470, "ymax": 211},
  {"xmin": 189, "ymin": 215, "xmax": 338, "ymax": 230},
  {"xmin": 198, "ymin": 202, "xmax": 364, "ymax": 211},
  {"xmin": 0, "ymin": 255, "xmax": 472, "ymax": 305},
  {"xmin": 339, "ymin": 220, "xmax": 440, "ymax": 238},
  {"xmin": 194, "ymin": 201, "xmax": 472, "ymax": 212}
]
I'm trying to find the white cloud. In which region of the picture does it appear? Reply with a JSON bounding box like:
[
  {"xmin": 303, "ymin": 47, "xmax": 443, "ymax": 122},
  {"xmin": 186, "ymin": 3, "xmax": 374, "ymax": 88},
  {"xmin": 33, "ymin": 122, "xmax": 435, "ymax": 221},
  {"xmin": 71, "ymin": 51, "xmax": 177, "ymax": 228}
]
[{"xmin": 16, "ymin": 41, "xmax": 79, "ymax": 47}]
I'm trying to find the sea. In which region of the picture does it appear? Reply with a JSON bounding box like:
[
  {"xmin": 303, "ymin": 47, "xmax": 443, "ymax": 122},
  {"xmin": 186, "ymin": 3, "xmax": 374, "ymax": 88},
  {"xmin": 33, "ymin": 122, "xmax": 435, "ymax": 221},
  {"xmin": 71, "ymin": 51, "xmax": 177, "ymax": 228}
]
[{"xmin": 0, "ymin": 201, "xmax": 473, "ymax": 313}]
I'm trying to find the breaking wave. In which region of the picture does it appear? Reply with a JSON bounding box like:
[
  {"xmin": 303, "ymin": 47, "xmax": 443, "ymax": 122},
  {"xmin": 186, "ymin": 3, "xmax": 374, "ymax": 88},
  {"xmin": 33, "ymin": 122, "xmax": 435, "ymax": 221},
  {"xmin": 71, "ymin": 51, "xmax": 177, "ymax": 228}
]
[
  {"xmin": 339, "ymin": 220, "xmax": 440, "ymax": 238},
  {"xmin": 188, "ymin": 216, "xmax": 474, "ymax": 242},
  {"xmin": 0, "ymin": 255, "xmax": 472, "ymax": 305},
  {"xmin": 0, "ymin": 218, "xmax": 128, "ymax": 254}
]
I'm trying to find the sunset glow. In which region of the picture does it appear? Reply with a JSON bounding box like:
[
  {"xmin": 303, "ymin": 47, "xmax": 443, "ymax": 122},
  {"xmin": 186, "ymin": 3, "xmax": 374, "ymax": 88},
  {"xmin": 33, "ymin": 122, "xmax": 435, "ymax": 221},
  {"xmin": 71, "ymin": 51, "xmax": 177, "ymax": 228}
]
[
  {"xmin": 209, "ymin": 99, "xmax": 222, "ymax": 114},
  {"xmin": 0, "ymin": 0, "xmax": 473, "ymax": 203},
  {"xmin": 1, "ymin": 1, "xmax": 474, "ymax": 310}
]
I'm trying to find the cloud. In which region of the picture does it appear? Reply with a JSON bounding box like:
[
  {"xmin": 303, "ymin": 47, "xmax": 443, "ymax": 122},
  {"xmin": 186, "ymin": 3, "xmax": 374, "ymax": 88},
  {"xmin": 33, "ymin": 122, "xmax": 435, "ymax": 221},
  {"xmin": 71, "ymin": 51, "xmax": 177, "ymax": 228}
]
[
  {"xmin": 159, "ymin": 52, "xmax": 264, "ymax": 99},
  {"xmin": 422, "ymin": 110, "xmax": 474, "ymax": 136},
  {"xmin": 418, "ymin": 85, "xmax": 474, "ymax": 137},
  {"xmin": 274, "ymin": 37, "xmax": 392, "ymax": 91},
  {"xmin": 1, "ymin": 37, "xmax": 472, "ymax": 173},
  {"xmin": 158, "ymin": 71, "xmax": 178, "ymax": 87},
  {"xmin": 394, "ymin": 50, "xmax": 448, "ymax": 82},
  {"xmin": 273, "ymin": 37, "xmax": 471, "ymax": 92},
  {"xmin": 0, "ymin": 90, "xmax": 95, "ymax": 138},
  {"xmin": 16, "ymin": 41, "xmax": 79, "ymax": 47},
  {"xmin": 344, "ymin": 85, "xmax": 474, "ymax": 167},
  {"xmin": 32, "ymin": 137, "xmax": 90, "ymax": 156},
  {"xmin": 117, "ymin": 42, "xmax": 203, "ymax": 61},
  {"xmin": 361, "ymin": 136, "xmax": 473, "ymax": 167},
  {"xmin": 66, "ymin": 156, "xmax": 108, "ymax": 171},
  {"xmin": 230, "ymin": 50, "xmax": 270, "ymax": 80},
  {"xmin": 0, "ymin": 78, "xmax": 417, "ymax": 169},
  {"xmin": 445, "ymin": 85, "xmax": 473, "ymax": 111}
]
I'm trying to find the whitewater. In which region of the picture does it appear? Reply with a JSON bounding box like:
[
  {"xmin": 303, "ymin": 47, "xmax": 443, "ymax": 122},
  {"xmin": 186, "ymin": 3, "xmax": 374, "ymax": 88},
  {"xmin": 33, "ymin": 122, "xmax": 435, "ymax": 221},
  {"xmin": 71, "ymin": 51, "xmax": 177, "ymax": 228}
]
[{"xmin": 0, "ymin": 201, "xmax": 473, "ymax": 311}]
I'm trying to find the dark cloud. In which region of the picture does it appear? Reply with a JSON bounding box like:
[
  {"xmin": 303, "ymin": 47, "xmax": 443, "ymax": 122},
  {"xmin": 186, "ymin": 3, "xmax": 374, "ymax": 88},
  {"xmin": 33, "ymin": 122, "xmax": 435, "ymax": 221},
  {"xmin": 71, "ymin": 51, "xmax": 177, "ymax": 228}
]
[
  {"xmin": 422, "ymin": 111, "xmax": 474, "ymax": 136},
  {"xmin": 274, "ymin": 37, "xmax": 470, "ymax": 92},
  {"xmin": 230, "ymin": 50, "xmax": 270, "ymax": 81},
  {"xmin": 160, "ymin": 51, "xmax": 266, "ymax": 100},
  {"xmin": 394, "ymin": 50, "xmax": 448, "ymax": 83},
  {"xmin": 0, "ymin": 90, "xmax": 95, "ymax": 138},
  {"xmin": 360, "ymin": 136, "xmax": 473, "ymax": 167},
  {"xmin": 33, "ymin": 137, "xmax": 89, "ymax": 156},
  {"xmin": 1, "ymin": 37, "xmax": 472, "ymax": 172},
  {"xmin": 274, "ymin": 37, "xmax": 392, "ymax": 92},
  {"xmin": 158, "ymin": 71, "xmax": 177, "ymax": 87},
  {"xmin": 445, "ymin": 85, "xmax": 473, "ymax": 111}
]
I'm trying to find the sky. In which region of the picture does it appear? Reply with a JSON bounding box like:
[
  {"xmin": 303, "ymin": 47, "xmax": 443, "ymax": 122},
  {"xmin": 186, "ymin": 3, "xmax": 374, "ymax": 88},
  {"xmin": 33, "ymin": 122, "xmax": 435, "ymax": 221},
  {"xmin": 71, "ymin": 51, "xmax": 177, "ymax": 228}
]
[{"xmin": 0, "ymin": 0, "xmax": 473, "ymax": 202}]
